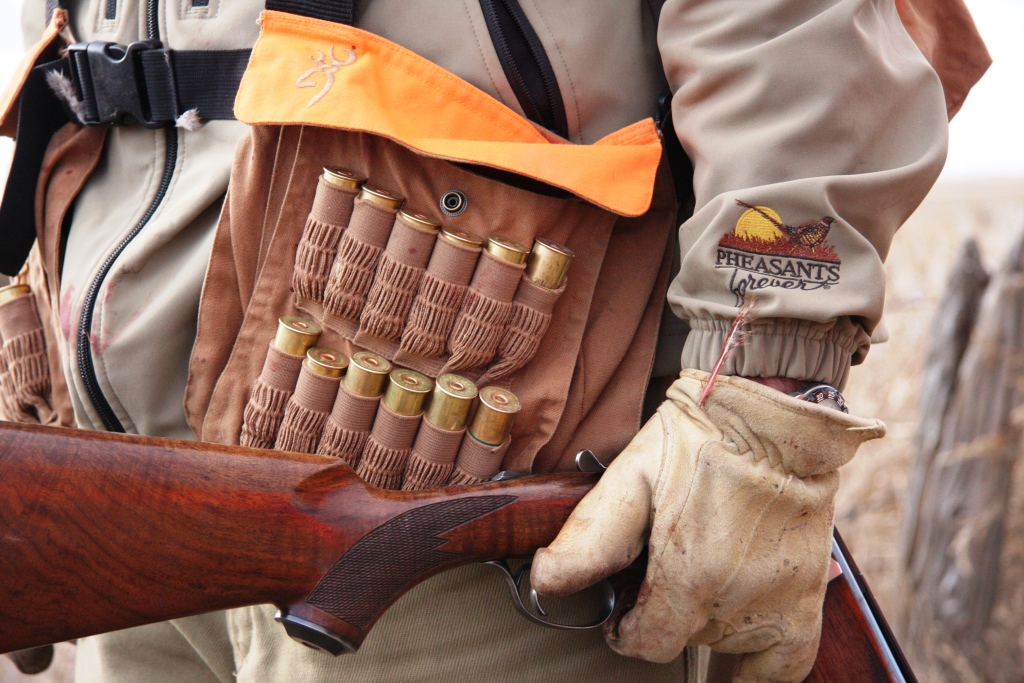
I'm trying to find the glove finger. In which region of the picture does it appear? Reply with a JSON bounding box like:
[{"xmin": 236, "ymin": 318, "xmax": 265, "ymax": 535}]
[
  {"xmin": 729, "ymin": 630, "xmax": 821, "ymax": 683},
  {"xmin": 530, "ymin": 461, "xmax": 649, "ymax": 595},
  {"xmin": 605, "ymin": 556, "xmax": 708, "ymax": 663},
  {"xmin": 530, "ymin": 413, "xmax": 663, "ymax": 596}
]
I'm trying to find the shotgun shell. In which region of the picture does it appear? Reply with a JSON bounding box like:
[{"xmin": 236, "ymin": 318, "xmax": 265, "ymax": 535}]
[
  {"xmin": 0, "ymin": 283, "xmax": 31, "ymax": 306},
  {"xmin": 383, "ymin": 368, "xmax": 433, "ymax": 416},
  {"xmin": 304, "ymin": 347, "xmax": 349, "ymax": 378},
  {"xmin": 345, "ymin": 351, "xmax": 392, "ymax": 397},
  {"xmin": 425, "ymin": 374, "xmax": 478, "ymax": 431},
  {"xmin": 468, "ymin": 386, "xmax": 521, "ymax": 446},
  {"xmin": 439, "ymin": 228, "xmax": 484, "ymax": 249},
  {"xmin": 486, "ymin": 236, "xmax": 530, "ymax": 265},
  {"xmin": 273, "ymin": 316, "xmax": 322, "ymax": 356},
  {"xmin": 322, "ymin": 167, "xmax": 367, "ymax": 190},
  {"xmin": 359, "ymin": 185, "xmax": 405, "ymax": 211},
  {"xmin": 525, "ymin": 238, "xmax": 575, "ymax": 289},
  {"xmin": 400, "ymin": 209, "xmax": 441, "ymax": 232}
]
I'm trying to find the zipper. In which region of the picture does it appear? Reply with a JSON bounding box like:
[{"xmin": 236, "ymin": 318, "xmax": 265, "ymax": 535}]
[
  {"xmin": 478, "ymin": 0, "xmax": 568, "ymax": 140},
  {"xmin": 147, "ymin": 0, "xmax": 160, "ymax": 46},
  {"xmin": 76, "ymin": 0, "xmax": 177, "ymax": 432}
]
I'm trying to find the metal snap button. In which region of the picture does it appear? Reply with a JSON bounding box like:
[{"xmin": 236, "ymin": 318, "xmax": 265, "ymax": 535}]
[{"xmin": 440, "ymin": 190, "xmax": 468, "ymax": 216}]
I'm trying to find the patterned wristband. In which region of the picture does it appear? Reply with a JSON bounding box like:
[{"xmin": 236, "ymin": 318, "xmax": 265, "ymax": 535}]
[{"xmin": 790, "ymin": 383, "xmax": 848, "ymax": 413}]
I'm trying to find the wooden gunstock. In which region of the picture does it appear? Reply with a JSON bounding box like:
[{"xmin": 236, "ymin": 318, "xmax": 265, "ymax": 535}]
[
  {"xmin": 806, "ymin": 531, "xmax": 916, "ymax": 683},
  {"xmin": 0, "ymin": 421, "xmax": 915, "ymax": 680},
  {"xmin": 0, "ymin": 421, "xmax": 591, "ymax": 654}
]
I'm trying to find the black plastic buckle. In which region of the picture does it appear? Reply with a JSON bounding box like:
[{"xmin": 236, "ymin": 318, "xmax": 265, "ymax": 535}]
[{"xmin": 66, "ymin": 40, "xmax": 167, "ymax": 128}]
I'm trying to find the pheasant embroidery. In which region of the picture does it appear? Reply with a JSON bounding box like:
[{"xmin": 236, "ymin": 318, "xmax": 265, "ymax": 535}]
[
  {"xmin": 735, "ymin": 200, "xmax": 835, "ymax": 250},
  {"xmin": 716, "ymin": 201, "xmax": 842, "ymax": 304}
]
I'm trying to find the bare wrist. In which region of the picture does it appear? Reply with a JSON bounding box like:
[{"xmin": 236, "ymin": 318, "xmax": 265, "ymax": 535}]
[{"xmin": 742, "ymin": 376, "xmax": 805, "ymax": 394}]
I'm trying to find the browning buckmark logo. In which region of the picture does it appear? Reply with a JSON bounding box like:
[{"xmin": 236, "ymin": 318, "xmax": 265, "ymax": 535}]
[
  {"xmin": 716, "ymin": 200, "xmax": 841, "ymax": 305},
  {"xmin": 297, "ymin": 46, "xmax": 357, "ymax": 108}
]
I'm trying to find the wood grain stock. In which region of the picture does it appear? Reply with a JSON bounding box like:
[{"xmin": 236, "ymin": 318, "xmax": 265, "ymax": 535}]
[
  {"xmin": 809, "ymin": 574, "xmax": 894, "ymax": 681},
  {"xmin": 0, "ymin": 421, "xmax": 591, "ymax": 653},
  {"xmin": 806, "ymin": 531, "xmax": 916, "ymax": 682},
  {"xmin": 0, "ymin": 421, "xmax": 913, "ymax": 681}
]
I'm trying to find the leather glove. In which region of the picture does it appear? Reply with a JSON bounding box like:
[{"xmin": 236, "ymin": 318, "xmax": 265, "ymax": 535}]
[{"xmin": 531, "ymin": 369, "xmax": 885, "ymax": 682}]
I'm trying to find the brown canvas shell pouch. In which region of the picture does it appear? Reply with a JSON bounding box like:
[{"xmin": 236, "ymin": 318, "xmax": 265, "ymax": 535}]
[
  {"xmin": 185, "ymin": 13, "xmax": 677, "ymax": 474},
  {"xmin": 0, "ymin": 118, "xmax": 103, "ymax": 427},
  {"xmin": 0, "ymin": 283, "xmax": 53, "ymax": 423},
  {"xmin": 0, "ymin": 11, "xmax": 95, "ymax": 428}
]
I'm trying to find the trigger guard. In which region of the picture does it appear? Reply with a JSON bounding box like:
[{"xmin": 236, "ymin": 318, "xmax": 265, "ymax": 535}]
[{"xmin": 483, "ymin": 560, "xmax": 615, "ymax": 631}]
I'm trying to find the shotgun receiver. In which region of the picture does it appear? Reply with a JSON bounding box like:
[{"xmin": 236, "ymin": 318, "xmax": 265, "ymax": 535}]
[{"xmin": 0, "ymin": 421, "xmax": 913, "ymax": 680}]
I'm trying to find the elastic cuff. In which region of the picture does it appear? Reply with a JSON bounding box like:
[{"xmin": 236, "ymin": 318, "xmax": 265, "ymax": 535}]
[{"xmin": 681, "ymin": 317, "xmax": 869, "ymax": 389}]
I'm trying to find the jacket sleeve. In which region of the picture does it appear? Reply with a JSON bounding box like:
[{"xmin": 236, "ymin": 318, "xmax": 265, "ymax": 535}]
[{"xmin": 659, "ymin": 0, "xmax": 948, "ymax": 388}]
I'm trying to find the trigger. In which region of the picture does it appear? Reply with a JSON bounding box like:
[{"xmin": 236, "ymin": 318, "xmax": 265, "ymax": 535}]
[
  {"xmin": 575, "ymin": 450, "xmax": 607, "ymax": 473},
  {"xmin": 482, "ymin": 559, "xmax": 615, "ymax": 631}
]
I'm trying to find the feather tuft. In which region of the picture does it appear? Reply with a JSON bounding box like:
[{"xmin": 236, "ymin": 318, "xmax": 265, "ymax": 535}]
[
  {"xmin": 698, "ymin": 295, "xmax": 757, "ymax": 408},
  {"xmin": 45, "ymin": 70, "xmax": 85, "ymax": 123},
  {"xmin": 175, "ymin": 108, "xmax": 203, "ymax": 131}
]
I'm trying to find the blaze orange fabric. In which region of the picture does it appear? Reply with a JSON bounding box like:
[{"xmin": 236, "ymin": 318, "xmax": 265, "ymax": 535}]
[
  {"xmin": 896, "ymin": 0, "xmax": 991, "ymax": 120},
  {"xmin": 0, "ymin": 9, "xmax": 66, "ymax": 138},
  {"xmin": 234, "ymin": 11, "xmax": 663, "ymax": 218}
]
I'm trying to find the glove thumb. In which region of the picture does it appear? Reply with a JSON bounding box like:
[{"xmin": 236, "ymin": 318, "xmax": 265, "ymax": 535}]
[{"xmin": 531, "ymin": 411, "xmax": 663, "ymax": 596}]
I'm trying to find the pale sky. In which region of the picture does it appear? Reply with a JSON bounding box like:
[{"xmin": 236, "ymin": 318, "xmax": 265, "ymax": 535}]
[
  {"xmin": 0, "ymin": 0, "xmax": 1019, "ymax": 182},
  {"xmin": 940, "ymin": 0, "xmax": 1024, "ymax": 180}
]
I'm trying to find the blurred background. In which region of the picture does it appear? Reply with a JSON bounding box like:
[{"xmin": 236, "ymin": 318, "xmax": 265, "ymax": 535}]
[{"xmin": 0, "ymin": 0, "xmax": 1021, "ymax": 680}]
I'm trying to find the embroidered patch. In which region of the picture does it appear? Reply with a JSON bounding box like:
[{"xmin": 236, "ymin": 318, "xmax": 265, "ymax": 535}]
[
  {"xmin": 716, "ymin": 200, "xmax": 841, "ymax": 305},
  {"xmin": 296, "ymin": 46, "xmax": 357, "ymax": 108}
]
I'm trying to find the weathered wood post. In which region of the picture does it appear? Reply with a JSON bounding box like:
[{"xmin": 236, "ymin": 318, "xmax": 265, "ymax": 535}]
[{"xmin": 900, "ymin": 231, "xmax": 1024, "ymax": 681}]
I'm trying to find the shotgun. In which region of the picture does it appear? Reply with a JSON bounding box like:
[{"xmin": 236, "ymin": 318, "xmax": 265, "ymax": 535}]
[{"xmin": 0, "ymin": 421, "xmax": 914, "ymax": 680}]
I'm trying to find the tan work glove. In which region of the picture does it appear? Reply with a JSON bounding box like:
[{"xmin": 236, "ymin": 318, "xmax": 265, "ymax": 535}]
[{"xmin": 531, "ymin": 370, "xmax": 885, "ymax": 682}]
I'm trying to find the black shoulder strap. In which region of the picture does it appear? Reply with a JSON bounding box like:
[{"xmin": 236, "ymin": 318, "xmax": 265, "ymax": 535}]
[
  {"xmin": 656, "ymin": 87, "xmax": 695, "ymax": 213},
  {"xmin": 265, "ymin": 0, "xmax": 354, "ymax": 25},
  {"xmin": 0, "ymin": 57, "xmax": 70, "ymax": 275},
  {"xmin": 3, "ymin": 0, "xmax": 356, "ymax": 276},
  {"xmin": 46, "ymin": 0, "xmax": 355, "ymax": 24},
  {"xmin": 45, "ymin": 0, "xmax": 65, "ymax": 25}
]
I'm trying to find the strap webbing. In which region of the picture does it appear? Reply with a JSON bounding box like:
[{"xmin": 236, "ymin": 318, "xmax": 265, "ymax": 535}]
[
  {"xmin": 656, "ymin": 88, "xmax": 695, "ymax": 212},
  {"xmin": 140, "ymin": 49, "xmax": 252, "ymax": 123},
  {"xmin": 265, "ymin": 0, "xmax": 354, "ymax": 25},
  {"xmin": 48, "ymin": 0, "xmax": 356, "ymax": 25},
  {"xmin": 45, "ymin": 0, "xmax": 64, "ymax": 25},
  {"xmin": 5, "ymin": 0, "xmax": 358, "ymax": 275},
  {"xmin": 0, "ymin": 59, "xmax": 71, "ymax": 275}
]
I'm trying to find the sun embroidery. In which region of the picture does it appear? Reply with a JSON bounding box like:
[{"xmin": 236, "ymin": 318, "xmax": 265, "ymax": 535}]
[
  {"xmin": 296, "ymin": 46, "xmax": 357, "ymax": 107},
  {"xmin": 725, "ymin": 201, "xmax": 839, "ymax": 258},
  {"xmin": 716, "ymin": 201, "xmax": 841, "ymax": 305}
]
